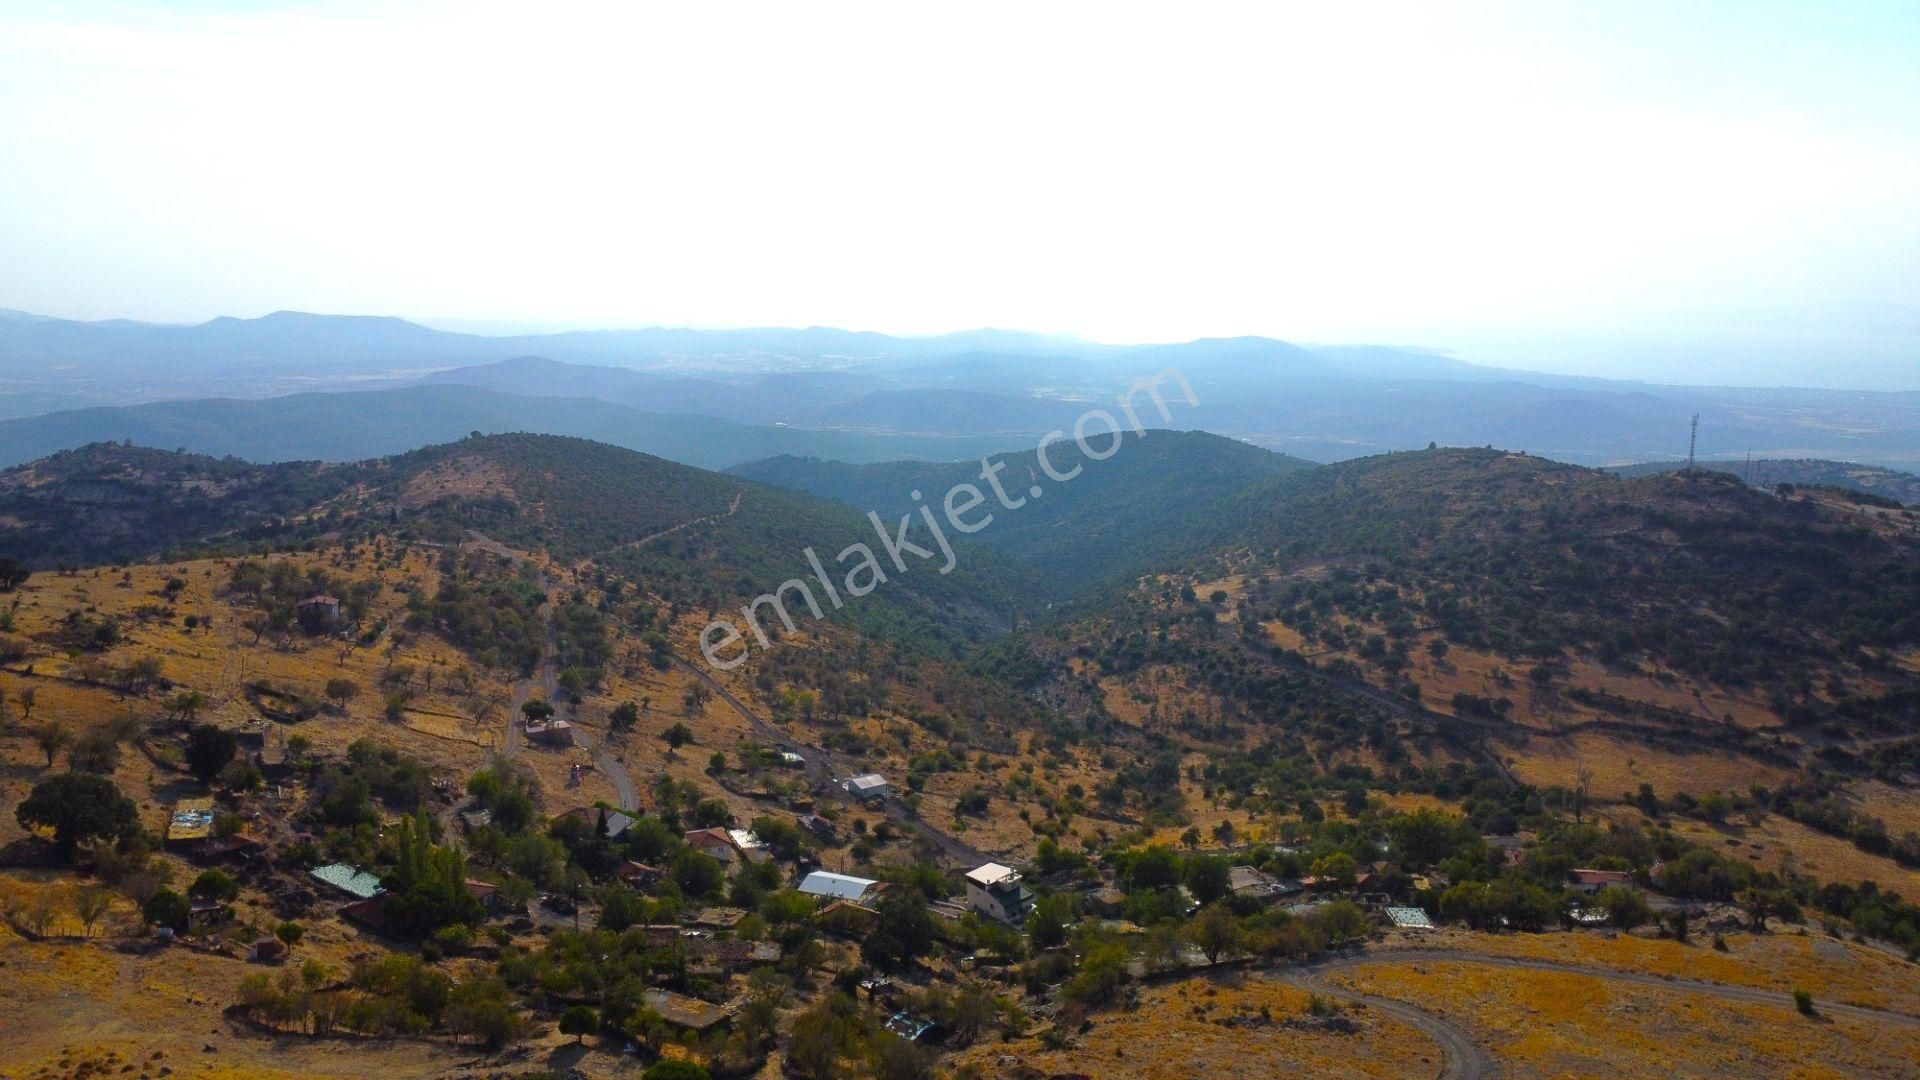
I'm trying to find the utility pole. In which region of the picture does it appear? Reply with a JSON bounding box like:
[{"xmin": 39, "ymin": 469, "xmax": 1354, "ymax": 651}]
[{"xmin": 1686, "ymin": 413, "xmax": 1699, "ymax": 473}]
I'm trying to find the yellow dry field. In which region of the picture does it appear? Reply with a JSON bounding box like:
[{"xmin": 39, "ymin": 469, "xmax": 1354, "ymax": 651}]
[
  {"xmin": 1266, "ymin": 610, "xmax": 1789, "ymax": 736},
  {"xmin": 1506, "ymin": 730, "xmax": 1793, "ymax": 800},
  {"xmin": 954, "ymin": 975, "xmax": 1446, "ymax": 1079},
  {"xmin": 1651, "ymin": 811, "xmax": 1920, "ymax": 899},
  {"xmin": 1850, "ymin": 780, "xmax": 1920, "ymax": 838},
  {"xmin": 0, "ymin": 546, "xmax": 781, "ymax": 829},
  {"xmin": 1399, "ymin": 928, "xmax": 1920, "ymax": 1016},
  {"xmin": 1328, "ymin": 959, "xmax": 1920, "ymax": 1078},
  {"xmin": 1374, "ymin": 791, "xmax": 1453, "ymax": 815},
  {"xmin": 0, "ymin": 905, "xmax": 477, "ymax": 1080}
]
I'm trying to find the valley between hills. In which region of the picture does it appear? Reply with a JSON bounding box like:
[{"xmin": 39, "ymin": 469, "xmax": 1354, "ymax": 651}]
[{"xmin": 2, "ymin": 431, "xmax": 1919, "ymax": 1079}]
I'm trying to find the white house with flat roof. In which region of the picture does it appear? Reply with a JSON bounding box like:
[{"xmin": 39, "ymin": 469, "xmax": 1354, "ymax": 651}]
[
  {"xmin": 842, "ymin": 773, "xmax": 890, "ymax": 801},
  {"xmin": 798, "ymin": 870, "xmax": 882, "ymax": 904},
  {"xmin": 964, "ymin": 862, "xmax": 1034, "ymax": 925}
]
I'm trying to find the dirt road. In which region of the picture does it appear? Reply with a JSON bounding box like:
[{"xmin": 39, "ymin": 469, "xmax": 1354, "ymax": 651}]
[
  {"xmin": 471, "ymin": 533, "xmax": 639, "ymax": 812},
  {"xmin": 1273, "ymin": 957, "xmax": 1494, "ymax": 1080},
  {"xmin": 1269, "ymin": 945, "xmax": 1920, "ymax": 1079}
]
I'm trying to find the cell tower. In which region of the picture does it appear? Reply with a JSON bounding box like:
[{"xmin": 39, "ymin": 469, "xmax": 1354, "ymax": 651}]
[{"xmin": 1686, "ymin": 413, "xmax": 1699, "ymax": 472}]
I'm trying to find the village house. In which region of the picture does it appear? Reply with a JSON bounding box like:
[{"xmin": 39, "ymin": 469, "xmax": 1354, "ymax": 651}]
[
  {"xmin": 523, "ymin": 718, "xmax": 574, "ymax": 747},
  {"xmin": 817, "ymin": 899, "xmax": 880, "ymax": 938},
  {"xmin": 684, "ymin": 827, "xmax": 741, "ymax": 868},
  {"xmin": 165, "ymin": 797, "xmax": 215, "ymax": 847},
  {"xmin": 691, "ymin": 906, "xmax": 750, "ymax": 930},
  {"xmin": 559, "ymin": 806, "xmax": 637, "ymax": 839},
  {"xmin": 964, "ymin": 863, "xmax": 1034, "ymax": 926},
  {"xmin": 294, "ymin": 595, "xmax": 343, "ymax": 633},
  {"xmin": 641, "ymin": 988, "xmax": 729, "ymax": 1033},
  {"xmin": 188, "ymin": 897, "xmax": 232, "ymax": 930},
  {"xmin": 798, "ymin": 870, "xmax": 883, "ymax": 905},
  {"xmin": 310, "ymin": 863, "xmax": 386, "ymax": 900},
  {"xmin": 1568, "ymin": 868, "xmax": 1635, "ymax": 894},
  {"xmin": 841, "ymin": 773, "xmax": 890, "ymax": 802},
  {"xmin": 884, "ymin": 1011, "xmax": 938, "ymax": 1043},
  {"xmin": 1228, "ymin": 864, "xmax": 1301, "ymax": 905},
  {"xmin": 616, "ymin": 861, "xmax": 667, "ymax": 892},
  {"xmin": 727, "ymin": 828, "xmax": 774, "ymax": 864}
]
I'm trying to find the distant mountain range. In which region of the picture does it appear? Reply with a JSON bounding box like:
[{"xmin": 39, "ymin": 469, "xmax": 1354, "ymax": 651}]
[
  {"xmin": 0, "ymin": 384, "xmax": 1038, "ymax": 471},
  {"xmin": 1, "ymin": 309, "xmax": 1917, "ymax": 471}
]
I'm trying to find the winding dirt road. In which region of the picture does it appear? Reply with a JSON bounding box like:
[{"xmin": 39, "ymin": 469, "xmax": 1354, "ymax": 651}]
[
  {"xmin": 1273, "ymin": 957, "xmax": 1494, "ymax": 1080},
  {"xmin": 1269, "ymin": 946, "xmax": 1920, "ymax": 1080},
  {"xmin": 473, "ymin": 534, "xmax": 639, "ymax": 812}
]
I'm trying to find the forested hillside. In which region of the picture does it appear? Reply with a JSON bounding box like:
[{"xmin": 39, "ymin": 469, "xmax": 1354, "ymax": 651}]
[{"xmin": 731, "ymin": 431, "xmax": 1314, "ymax": 591}]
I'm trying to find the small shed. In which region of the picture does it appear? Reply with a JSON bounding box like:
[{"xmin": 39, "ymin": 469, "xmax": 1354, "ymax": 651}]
[
  {"xmin": 617, "ymin": 861, "xmax": 667, "ymax": 891},
  {"xmin": 842, "ymin": 774, "xmax": 890, "ymax": 801}
]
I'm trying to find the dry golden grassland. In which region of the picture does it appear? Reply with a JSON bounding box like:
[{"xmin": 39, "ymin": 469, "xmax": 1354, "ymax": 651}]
[
  {"xmin": 1646, "ymin": 810, "xmax": 1920, "ymax": 900},
  {"xmin": 1329, "ymin": 958, "xmax": 1920, "ymax": 1078},
  {"xmin": 1850, "ymin": 780, "xmax": 1920, "ymax": 837},
  {"xmin": 954, "ymin": 975, "xmax": 1446, "ymax": 1079},
  {"xmin": 1507, "ymin": 730, "xmax": 1794, "ymax": 800},
  {"xmin": 0, "ymin": 877, "xmax": 478, "ymax": 1080},
  {"xmin": 1398, "ymin": 927, "xmax": 1920, "ymax": 1015}
]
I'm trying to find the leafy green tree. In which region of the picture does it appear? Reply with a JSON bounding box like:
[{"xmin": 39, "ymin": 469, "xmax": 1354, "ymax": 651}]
[
  {"xmin": 609, "ymin": 700, "xmax": 640, "ymax": 734},
  {"xmin": 32, "ymin": 718, "xmax": 68, "ymax": 769},
  {"xmin": 670, "ymin": 848, "xmax": 725, "ymax": 900},
  {"xmin": 559, "ymin": 1004, "xmax": 598, "ymax": 1044},
  {"xmin": 386, "ymin": 812, "xmax": 485, "ymax": 935},
  {"xmin": 189, "ymin": 869, "xmax": 240, "ymax": 902},
  {"xmin": 1309, "ymin": 852, "xmax": 1358, "ymax": 888},
  {"xmin": 662, "ymin": 722, "xmax": 694, "ymax": 757},
  {"xmin": 16, "ymin": 773, "xmax": 138, "ymax": 859},
  {"xmin": 185, "ymin": 723, "xmax": 238, "ymax": 785},
  {"xmin": 1124, "ymin": 845, "xmax": 1181, "ymax": 891},
  {"xmin": 324, "ymin": 679, "xmax": 359, "ymax": 712},
  {"xmin": 1188, "ymin": 901, "xmax": 1242, "ymax": 964},
  {"xmin": 1597, "ymin": 885, "xmax": 1651, "ymax": 930},
  {"xmin": 66, "ymin": 728, "xmax": 122, "ymax": 774},
  {"xmin": 166, "ymin": 690, "xmax": 207, "ymax": 721},
  {"xmin": 865, "ymin": 888, "xmax": 935, "ymax": 970},
  {"xmin": 143, "ymin": 888, "xmax": 189, "ymax": 931},
  {"xmin": 74, "ymin": 887, "xmax": 115, "ymax": 937},
  {"xmin": 0, "ymin": 557, "xmax": 30, "ymax": 590},
  {"xmin": 1184, "ymin": 855, "xmax": 1232, "ymax": 905},
  {"xmin": 1027, "ymin": 895, "xmax": 1070, "ymax": 950},
  {"xmin": 1307, "ymin": 900, "xmax": 1372, "ymax": 946}
]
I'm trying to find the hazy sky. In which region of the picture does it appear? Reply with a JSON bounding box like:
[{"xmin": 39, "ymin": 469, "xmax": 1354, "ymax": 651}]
[{"xmin": 2, "ymin": 1, "xmax": 1916, "ymax": 389}]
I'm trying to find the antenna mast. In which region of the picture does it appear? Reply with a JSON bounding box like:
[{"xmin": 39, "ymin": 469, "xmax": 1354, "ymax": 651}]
[{"xmin": 1686, "ymin": 413, "xmax": 1699, "ymax": 473}]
